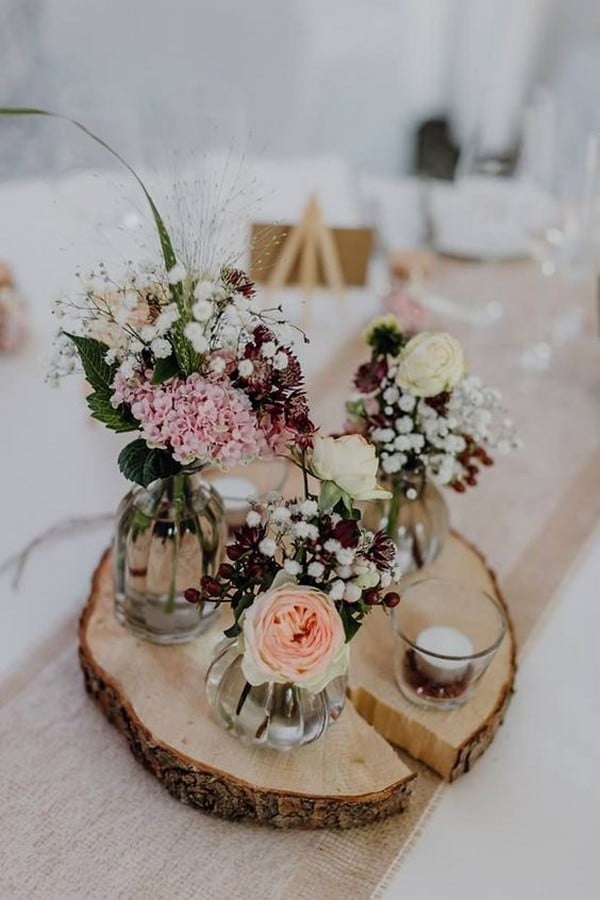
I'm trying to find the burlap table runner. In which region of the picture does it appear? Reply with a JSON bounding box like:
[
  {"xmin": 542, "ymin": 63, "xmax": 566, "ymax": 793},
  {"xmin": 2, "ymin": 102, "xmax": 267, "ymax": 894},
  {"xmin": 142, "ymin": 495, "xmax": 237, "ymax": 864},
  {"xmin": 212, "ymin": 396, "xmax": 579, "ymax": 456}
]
[{"xmin": 2, "ymin": 261, "xmax": 599, "ymax": 899}]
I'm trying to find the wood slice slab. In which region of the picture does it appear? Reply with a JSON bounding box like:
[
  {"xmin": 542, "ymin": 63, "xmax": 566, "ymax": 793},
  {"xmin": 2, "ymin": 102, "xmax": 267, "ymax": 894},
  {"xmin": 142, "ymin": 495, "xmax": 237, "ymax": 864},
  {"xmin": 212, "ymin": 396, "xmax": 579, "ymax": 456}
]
[
  {"xmin": 79, "ymin": 552, "xmax": 416, "ymax": 829},
  {"xmin": 349, "ymin": 533, "xmax": 517, "ymax": 781}
]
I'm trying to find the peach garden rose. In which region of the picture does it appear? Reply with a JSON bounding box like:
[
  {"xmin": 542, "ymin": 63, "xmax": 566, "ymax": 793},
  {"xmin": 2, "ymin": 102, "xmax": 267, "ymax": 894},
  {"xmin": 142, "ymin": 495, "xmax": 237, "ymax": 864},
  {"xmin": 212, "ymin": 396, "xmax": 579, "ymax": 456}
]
[{"xmin": 241, "ymin": 583, "xmax": 349, "ymax": 693}]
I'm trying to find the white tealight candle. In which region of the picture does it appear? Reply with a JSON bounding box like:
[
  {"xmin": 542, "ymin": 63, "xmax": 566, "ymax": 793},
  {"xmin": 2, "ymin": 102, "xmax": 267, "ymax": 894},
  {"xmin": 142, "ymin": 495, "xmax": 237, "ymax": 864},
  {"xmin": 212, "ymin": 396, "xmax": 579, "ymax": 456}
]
[{"xmin": 414, "ymin": 625, "xmax": 474, "ymax": 685}]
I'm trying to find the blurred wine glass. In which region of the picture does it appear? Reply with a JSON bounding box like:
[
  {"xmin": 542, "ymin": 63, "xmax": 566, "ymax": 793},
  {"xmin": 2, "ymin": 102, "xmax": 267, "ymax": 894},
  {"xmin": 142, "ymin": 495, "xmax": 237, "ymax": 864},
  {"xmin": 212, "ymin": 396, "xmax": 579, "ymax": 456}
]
[{"xmin": 516, "ymin": 90, "xmax": 600, "ymax": 368}]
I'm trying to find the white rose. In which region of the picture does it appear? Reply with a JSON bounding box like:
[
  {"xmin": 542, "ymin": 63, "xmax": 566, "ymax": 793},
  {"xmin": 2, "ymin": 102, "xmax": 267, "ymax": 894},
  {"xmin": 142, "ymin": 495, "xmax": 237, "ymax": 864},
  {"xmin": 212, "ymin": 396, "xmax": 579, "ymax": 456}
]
[
  {"xmin": 395, "ymin": 331, "xmax": 465, "ymax": 398},
  {"xmin": 310, "ymin": 434, "xmax": 391, "ymax": 502}
]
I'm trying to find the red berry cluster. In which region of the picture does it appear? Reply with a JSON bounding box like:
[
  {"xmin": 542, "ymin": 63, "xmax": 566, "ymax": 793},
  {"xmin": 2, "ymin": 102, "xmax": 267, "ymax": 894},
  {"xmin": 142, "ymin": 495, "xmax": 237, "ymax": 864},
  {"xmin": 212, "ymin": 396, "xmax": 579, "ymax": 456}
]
[{"xmin": 451, "ymin": 439, "xmax": 494, "ymax": 492}]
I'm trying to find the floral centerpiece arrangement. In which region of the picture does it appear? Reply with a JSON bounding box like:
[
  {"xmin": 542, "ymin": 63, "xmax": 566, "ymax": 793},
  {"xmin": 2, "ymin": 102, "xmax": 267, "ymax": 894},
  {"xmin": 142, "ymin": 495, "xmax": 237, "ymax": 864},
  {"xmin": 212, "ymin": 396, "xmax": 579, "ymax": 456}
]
[
  {"xmin": 50, "ymin": 264, "xmax": 314, "ymax": 484},
  {"xmin": 345, "ymin": 316, "xmax": 520, "ymax": 570},
  {"xmin": 196, "ymin": 434, "xmax": 402, "ymax": 749},
  {"xmin": 3, "ymin": 107, "xmax": 318, "ymax": 644},
  {"xmin": 49, "ymin": 258, "xmax": 315, "ymax": 644}
]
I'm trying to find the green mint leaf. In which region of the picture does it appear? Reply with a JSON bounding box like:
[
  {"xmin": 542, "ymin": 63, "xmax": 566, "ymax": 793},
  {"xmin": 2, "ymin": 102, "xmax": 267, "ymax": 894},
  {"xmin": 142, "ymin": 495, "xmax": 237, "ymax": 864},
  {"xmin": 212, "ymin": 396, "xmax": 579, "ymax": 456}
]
[
  {"xmin": 63, "ymin": 333, "xmax": 114, "ymax": 396},
  {"xmin": 86, "ymin": 393, "xmax": 137, "ymax": 433},
  {"xmin": 118, "ymin": 439, "xmax": 181, "ymax": 486}
]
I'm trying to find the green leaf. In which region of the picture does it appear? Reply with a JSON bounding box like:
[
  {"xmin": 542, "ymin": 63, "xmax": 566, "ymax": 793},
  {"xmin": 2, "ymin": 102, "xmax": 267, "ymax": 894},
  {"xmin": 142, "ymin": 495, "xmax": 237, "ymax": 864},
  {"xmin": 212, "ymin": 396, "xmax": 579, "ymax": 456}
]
[
  {"xmin": 318, "ymin": 480, "xmax": 343, "ymax": 514},
  {"xmin": 151, "ymin": 354, "xmax": 180, "ymax": 384},
  {"xmin": 337, "ymin": 494, "xmax": 361, "ymax": 520},
  {"xmin": 117, "ymin": 439, "xmax": 181, "ymax": 486},
  {"xmin": 86, "ymin": 393, "xmax": 137, "ymax": 433},
  {"xmin": 0, "ymin": 108, "xmax": 177, "ymax": 274},
  {"xmin": 339, "ymin": 604, "xmax": 365, "ymax": 642},
  {"xmin": 224, "ymin": 621, "xmax": 242, "ymax": 639},
  {"xmin": 63, "ymin": 333, "xmax": 114, "ymax": 396}
]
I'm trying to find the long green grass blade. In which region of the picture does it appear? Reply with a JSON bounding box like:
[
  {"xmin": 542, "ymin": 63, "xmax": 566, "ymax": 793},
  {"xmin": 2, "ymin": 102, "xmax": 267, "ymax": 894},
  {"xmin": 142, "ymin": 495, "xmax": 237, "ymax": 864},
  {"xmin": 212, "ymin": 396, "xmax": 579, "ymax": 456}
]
[{"xmin": 0, "ymin": 107, "xmax": 177, "ymax": 272}]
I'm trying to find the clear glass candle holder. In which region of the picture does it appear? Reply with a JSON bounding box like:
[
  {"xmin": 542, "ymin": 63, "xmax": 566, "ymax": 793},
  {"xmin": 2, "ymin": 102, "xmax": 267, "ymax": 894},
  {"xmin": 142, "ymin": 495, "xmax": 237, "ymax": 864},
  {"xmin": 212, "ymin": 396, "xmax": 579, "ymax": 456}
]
[{"xmin": 392, "ymin": 579, "xmax": 507, "ymax": 710}]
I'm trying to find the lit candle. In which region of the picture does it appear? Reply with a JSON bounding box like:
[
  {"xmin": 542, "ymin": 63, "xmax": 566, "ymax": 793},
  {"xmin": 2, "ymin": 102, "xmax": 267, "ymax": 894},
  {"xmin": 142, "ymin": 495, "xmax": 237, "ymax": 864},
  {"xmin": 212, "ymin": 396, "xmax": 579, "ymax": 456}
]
[{"xmin": 414, "ymin": 626, "xmax": 474, "ymax": 685}]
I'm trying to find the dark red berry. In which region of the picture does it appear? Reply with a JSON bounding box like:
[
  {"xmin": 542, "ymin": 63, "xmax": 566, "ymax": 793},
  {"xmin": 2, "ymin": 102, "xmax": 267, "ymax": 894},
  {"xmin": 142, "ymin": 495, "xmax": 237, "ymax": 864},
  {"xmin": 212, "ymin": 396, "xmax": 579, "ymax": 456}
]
[
  {"xmin": 183, "ymin": 588, "xmax": 200, "ymax": 604},
  {"xmin": 384, "ymin": 591, "xmax": 401, "ymax": 608},
  {"xmin": 452, "ymin": 481, "xmax": 466, "ymax": 493},
  {"xmin": 201, "ymin": 577, "xmax": 223, "ymax": 597},
  {"xmin": 364, "ymin": 589, "xmax": 381, "ymax": 606}
]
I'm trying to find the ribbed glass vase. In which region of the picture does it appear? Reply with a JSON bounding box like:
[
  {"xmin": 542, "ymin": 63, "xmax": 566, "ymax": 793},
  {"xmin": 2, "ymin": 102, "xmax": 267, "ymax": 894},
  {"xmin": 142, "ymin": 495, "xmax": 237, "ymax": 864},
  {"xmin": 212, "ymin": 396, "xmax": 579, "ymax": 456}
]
[
  {"xmin": 114, "ymin": 470, "xmax": 226, "ymax": 644},
  {"xmin": 365, "ymin": 469, "xmax": 449, "ymax": 574},
  {"xmin": 205, "ymin": 639, "xmax": 348, "ymax": 751}
]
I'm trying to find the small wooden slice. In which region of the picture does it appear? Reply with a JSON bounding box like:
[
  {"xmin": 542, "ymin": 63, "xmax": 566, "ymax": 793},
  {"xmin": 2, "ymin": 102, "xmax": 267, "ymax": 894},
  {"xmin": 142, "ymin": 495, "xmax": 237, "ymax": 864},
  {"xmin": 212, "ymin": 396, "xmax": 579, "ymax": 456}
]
[
  {"xmin": 79, "ymin": 552, "xmax": 416, "ymax": 829},
  {"xmin": 349, "ymin": 533, "xmax": 517, "ymax": 781}
]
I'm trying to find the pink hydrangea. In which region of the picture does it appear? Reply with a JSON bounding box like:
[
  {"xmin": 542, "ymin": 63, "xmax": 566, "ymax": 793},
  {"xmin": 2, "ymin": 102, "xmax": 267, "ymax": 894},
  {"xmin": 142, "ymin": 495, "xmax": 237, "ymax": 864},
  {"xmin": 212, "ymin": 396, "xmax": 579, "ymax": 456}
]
[{"xmin": 112, "ymin": 370, "xmax": 268, "ymax": 467}]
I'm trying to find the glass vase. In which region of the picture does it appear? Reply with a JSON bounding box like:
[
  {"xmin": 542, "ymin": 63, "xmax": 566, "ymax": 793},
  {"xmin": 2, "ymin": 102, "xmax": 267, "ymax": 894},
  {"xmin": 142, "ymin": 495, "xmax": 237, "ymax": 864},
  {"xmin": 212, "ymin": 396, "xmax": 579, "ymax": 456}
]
[
  {"xmin": 365, "ymin": 469, "xmax": 449, "ymax": 574},
  {"xmin": 114, "ymin": 470, "xmax": 226, "ymax": 644},
  {"xmin": 205, "ymin": 639, "xmax": 348, "ymax": 751}
]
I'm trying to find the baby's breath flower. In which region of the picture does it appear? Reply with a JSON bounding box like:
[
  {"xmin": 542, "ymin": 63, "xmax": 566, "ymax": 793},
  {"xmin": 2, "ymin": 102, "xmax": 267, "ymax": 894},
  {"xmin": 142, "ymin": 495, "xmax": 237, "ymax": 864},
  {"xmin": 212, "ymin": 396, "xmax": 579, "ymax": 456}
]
[
  {"xmin": 167, "ymin": 262, "xmax": 186, "ymax": 284},
  {"xmin": 118, "ymin": 358, "xmax": 137, "ymax": 380},
  {"xmin": 246, "ymin": 510, "xmax": 262, "ymax": 527},
  {"xmin": 194, "ymin": 280, "xmax": 216, "ymax": 302},
  {"xmin": 336, "ymin": 548, "xmax": 355, "ymax": 566},
  {"xmin": 293, "ymin": 521, "xmax": 313, "ymax": 539},
  {"xmin": 328, "ymin": 580, "xmax": 345, "ymax": 601},
  {"xmin": 343, "ymin": 583, "xmax": 362, "ymax": 603},
  {"xmin": 324, "ymin": 539, "xmax": 341, "ymax": 554},
  {"xmin": 192, "ymin": 299, "xmax": 212, "ymax": 322},
  {"xmin": 210, "ymin": 356, "xmax": 226, "ymax": 374},
  {"xmin": 155, "ymin": 304, "xmax": 179, "ymax": 333},
  {"xmin": 283, "ymin": 559, "xmax": 301, "ymax": 576},
  {"xmin": 184, "ymin": 322, "xmax": 208, "ymax": 353},
  {"xmin": 307, "ymin": 561, "xmax": 325, "ymax": 578},
  {"xmin": 299, "ymin": 499, "xmax": 318, "ymax": 518},
  {"xmin": 258, "ymin": 538, "xmax": 277, "ymax": 557},
  {"xmin": 261, "ymin": 341, "xmax": 276, "ymax": 359},
  {"xmin": 273, "ymin": 351, "xmax": 288, "ymax": 370},
  {"xmin": 272, "ymin": 506, "xmax": 291, "ymax": 524},
  {"xmin": 238, "ymin": 359, "xmax": 254, "ymax": 378}
]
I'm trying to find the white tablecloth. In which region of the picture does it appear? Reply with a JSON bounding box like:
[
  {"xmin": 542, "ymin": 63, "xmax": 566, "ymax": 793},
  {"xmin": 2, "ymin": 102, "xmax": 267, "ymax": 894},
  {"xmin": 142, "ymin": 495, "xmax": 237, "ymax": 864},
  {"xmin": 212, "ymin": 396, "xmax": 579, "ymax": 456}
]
[{"xmin": 384, "ymin": 529, "xmax": 600, "ymax": 900}]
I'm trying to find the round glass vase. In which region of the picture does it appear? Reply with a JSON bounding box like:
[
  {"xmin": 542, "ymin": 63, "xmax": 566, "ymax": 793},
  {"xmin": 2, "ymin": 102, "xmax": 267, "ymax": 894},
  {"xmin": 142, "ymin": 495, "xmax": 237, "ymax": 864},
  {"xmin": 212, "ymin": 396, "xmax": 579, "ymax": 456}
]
[
  {"xmin": 365, "ymin": 469, "xmax": 449, "ymax": 574},
  {"xmin": 205, "ymin": 639, "xmax": 348, "ymax": 751},
  {"xmin": 114, "ymin": 470, "xmax": 226, "ymax": 644}
]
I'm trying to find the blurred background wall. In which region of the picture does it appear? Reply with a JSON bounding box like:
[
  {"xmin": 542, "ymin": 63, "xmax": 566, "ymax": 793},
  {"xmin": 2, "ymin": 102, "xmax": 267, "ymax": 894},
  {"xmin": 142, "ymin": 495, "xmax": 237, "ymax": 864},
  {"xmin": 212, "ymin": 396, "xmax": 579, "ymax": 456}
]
[{"xmin": 1, "ymin": 0, "xmax": 599, "ymax": 179}]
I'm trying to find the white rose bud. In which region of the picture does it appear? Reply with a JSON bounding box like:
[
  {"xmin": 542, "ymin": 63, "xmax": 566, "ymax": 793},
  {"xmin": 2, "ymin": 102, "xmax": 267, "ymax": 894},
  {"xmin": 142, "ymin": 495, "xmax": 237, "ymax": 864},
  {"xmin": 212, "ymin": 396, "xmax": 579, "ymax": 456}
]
[
  {"xmin": 310, "ymin": 434, "xmax": 391, "ymax": 503},
  {"xmin": 396, "ymin": 331, "xmax": 465, "ymax": 398}
]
